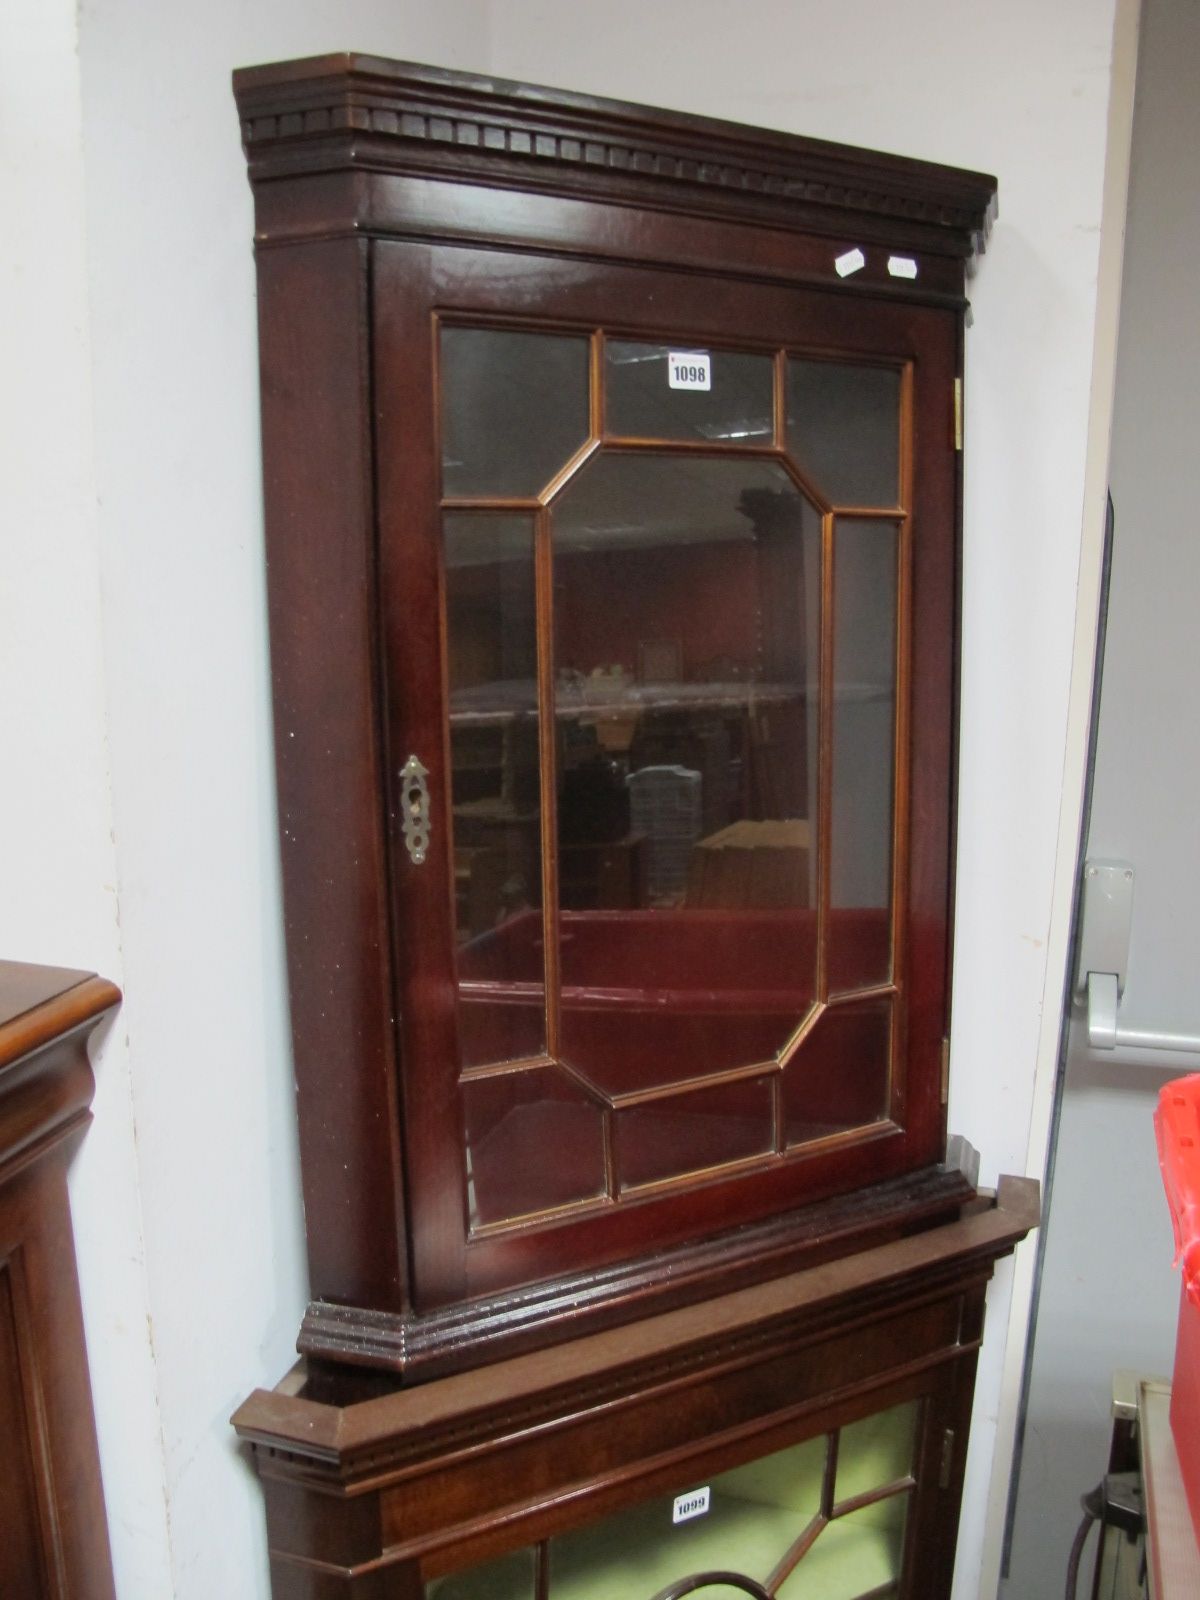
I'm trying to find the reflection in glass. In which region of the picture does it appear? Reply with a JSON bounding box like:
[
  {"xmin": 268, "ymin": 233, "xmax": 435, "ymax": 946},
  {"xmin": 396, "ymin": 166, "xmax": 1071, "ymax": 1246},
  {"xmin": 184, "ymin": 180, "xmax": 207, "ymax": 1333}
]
[
  {"xmin": 445, "ymin": 513, "xmax": 546, "ymax": 1068},
  {"xmin": 439, "ymin": 338, "xmax": 908, "ymax": 1155},
  {"xmin": 786, "ymin": 359, "xmax": 901, "ymax": 508},
  {"xmin": 548, "ymin": 453, "xmax": 821, "ymax": 1106},
  {"xmin": 553, "ymin": 914, "xmax": 819, "ymax": 1098},
  {"xmin": 616, "ymin": 1077, "xmax": 774, "ymax": 1190},
  {"xmin": 441, "ymin": 326, "xmax": 590, "ymax": 498},
  {"xmin": 462, "ymin": 1068, "xmax": 607, "ymax": 1228},
  {"xmin": 829, "ymin": 520, "xmax": 898, "ymax": 995},
  {"xmin": 783, "ymin": 1000, "xmax": 892, "ymax": 1149},
  {"xmin": 605, "ymin": 340, "xmax": 774, "ymax": 444}
]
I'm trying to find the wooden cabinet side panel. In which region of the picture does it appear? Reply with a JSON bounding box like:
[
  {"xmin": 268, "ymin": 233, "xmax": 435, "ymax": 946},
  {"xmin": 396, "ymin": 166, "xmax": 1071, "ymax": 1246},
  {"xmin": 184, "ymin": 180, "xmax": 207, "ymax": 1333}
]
[
  {"xmin": 259, "ymin": 1478, "xmax": 415, "ymax": 1600},
  {"xmin": 0, "ymin": 1150, "xmax": 115, "ymax": 1600},
  {"xmin": 0, "ymin": 1256, "xmax": 49, "ymax": 1597},
  {"xmin": 900, "ymin": 312, "xmax": 959, "ymax": 1151},
  {"xmin": 902, "ymin": 1284, "xmax": 985, "ymax": 1596},
  {"xmin": 371, "ymin": 241, "xmax": 472, "ymax": 1310},
  {"xmin": 255, "ymin": 238, "xmax": 408, "ymax": 1312}
]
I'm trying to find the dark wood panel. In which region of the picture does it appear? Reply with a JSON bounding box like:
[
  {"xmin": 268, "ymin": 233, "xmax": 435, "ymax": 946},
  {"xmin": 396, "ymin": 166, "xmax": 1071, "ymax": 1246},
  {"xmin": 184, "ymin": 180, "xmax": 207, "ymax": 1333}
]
[
  {"xmin": 251, "ymin": 170, "xmax": 972, "ymax": 309},
  {"xmin": 0, "ymin": 961, "xmax": 119, "ymax": 1600},
  {"xmin": 300, "ymin": 1166, "xmax": 974, "ymax": 1378},
  {"xmin": 371, "ymin": 242, "xmax": 473, "ymax": 1311},
  {"xmin": 0, "ymin": 1258, "xmax": 48, "ymax": 1598},
  {"xmin": 233, "ymin": 54, "xmax": 995, "ymax": 275},
  {"xmin": 255, "ymin": 239, "xmax": 411, "ymax": 1315}
]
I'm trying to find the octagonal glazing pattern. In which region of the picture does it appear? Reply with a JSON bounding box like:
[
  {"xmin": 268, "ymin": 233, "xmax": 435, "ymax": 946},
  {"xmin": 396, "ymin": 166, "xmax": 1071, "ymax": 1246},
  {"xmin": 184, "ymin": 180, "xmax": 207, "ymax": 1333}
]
[{"xmin": 550, "ymin": 452, "xmax": 822, "ymax": 1094}]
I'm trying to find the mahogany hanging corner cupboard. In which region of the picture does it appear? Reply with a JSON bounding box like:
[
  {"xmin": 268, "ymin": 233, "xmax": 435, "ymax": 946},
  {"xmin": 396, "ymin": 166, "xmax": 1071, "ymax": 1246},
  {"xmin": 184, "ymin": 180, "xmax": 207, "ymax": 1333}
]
[{"xmin": 233, "ymin": 54, "xmax": 998, "ymax": 1384}]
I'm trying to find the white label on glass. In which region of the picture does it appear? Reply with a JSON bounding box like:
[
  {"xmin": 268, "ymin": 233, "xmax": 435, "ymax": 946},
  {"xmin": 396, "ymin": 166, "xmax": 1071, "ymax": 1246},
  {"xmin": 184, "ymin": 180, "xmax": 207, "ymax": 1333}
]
[
  {"xmin": 835, "ymin": 247, "xmax": 866, "ymax": 277},
  {"xmin": 667, "ymin": 351, "xmax": 712, "ymax": 391},
  {"xmin": 887, "ymin": 254, "xmax": 919, "ymax": 279},
  {"xmin": 672, "ymin": 1486, "xmax": 711, "ymax": 1524}
]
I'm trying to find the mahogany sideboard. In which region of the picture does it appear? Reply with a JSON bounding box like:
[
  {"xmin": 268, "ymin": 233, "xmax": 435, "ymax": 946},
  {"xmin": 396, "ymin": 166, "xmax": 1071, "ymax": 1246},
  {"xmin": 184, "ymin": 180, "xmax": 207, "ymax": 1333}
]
[{"xmin": 0, "ymin": 961, "xmax": 119, "ymax": 1600}]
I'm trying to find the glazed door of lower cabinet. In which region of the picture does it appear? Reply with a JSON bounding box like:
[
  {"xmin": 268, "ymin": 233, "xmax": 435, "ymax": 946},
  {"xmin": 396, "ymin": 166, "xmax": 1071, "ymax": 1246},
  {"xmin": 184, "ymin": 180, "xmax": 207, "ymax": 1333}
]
[
  {"xmin": 374, "ymin": 237, "xmax": 960, "ymax": 1313},
  {"xmin": 428, "ymin": 1401, "xmax": 919, "ymax": 1599},
  {"xmin": 418, "ymin": 1378, "xmax": 967, "ymax": 1600}
]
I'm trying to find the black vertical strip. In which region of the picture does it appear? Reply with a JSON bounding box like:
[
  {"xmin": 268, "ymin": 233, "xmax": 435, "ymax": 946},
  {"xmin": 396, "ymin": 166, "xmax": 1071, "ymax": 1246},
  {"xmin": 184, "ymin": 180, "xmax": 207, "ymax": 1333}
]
[
  {"xmin": 534, "ymin": 1539, "xmax": 551, "ymax": 1600},
  {"xmin": 822, "ymin": 1427, "xmax": 841, "ymax": 1517}
]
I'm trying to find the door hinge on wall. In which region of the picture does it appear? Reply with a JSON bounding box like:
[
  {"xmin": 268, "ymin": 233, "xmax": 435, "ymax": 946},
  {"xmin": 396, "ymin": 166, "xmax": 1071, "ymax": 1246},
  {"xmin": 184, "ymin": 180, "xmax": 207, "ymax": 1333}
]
[
  {"xmin": 953, "ymin": 377, "xmax": 963, "ymax": 451},
  {"xmin": 941, "ymin": 1036, "xmax": 951, "ymax": 1103}
]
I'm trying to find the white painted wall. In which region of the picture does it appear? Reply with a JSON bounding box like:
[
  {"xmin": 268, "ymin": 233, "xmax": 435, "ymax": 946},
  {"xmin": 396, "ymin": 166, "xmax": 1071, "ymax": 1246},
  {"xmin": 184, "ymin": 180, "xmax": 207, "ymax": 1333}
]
[
  {"xmin": 3, "ymin": 3, "xmax": 484, "ymax": 1598},
  {"xmin": 2, "ymin": 2, "xmax": 1134, "ymax": 1595},
  {"xmin": 0, "ymin": 4, "xmax": 172, "ymax": 1592},
  {"xmin": 1005, "ymin": 0, "xmax": 1200, "ymax": 1589}
]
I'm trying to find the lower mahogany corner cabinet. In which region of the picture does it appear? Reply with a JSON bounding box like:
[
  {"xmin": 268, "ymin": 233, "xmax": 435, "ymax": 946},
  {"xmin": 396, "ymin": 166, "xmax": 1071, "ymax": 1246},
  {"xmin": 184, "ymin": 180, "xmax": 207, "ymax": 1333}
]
[
  {"xmin": 234, "ymin": 1177, "xmax": 1039, "ymax": 1600},
  {"xmin": 234, "ymin": 52, "xmax": 1005, "ymax": 1386}
]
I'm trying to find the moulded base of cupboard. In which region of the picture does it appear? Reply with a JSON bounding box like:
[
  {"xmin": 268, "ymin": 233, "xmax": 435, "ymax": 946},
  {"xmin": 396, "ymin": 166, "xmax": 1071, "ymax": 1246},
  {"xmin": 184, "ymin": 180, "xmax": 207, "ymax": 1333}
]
[
  {"xmin": 297, "ymin": 1161, "xmax": 977, "ymax": 1381},
  {"xmin": 234, "ymin": 1176, "xmax": 1038, "ymax": 1600}
]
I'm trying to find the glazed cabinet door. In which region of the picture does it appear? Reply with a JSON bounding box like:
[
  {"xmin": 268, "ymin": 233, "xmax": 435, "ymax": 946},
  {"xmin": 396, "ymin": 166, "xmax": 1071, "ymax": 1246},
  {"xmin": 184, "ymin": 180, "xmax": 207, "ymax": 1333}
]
[
  {"xmin": 414, "ymin": 1369, "xmax": 974, "ymax": 1600},
  {"xmin": 373, "ymin": 240, "xmax": 959, "ymax": 1310},
  {"xmin": 426, "ymin": 1400, "xmax": 923, "ymax": 1599}
]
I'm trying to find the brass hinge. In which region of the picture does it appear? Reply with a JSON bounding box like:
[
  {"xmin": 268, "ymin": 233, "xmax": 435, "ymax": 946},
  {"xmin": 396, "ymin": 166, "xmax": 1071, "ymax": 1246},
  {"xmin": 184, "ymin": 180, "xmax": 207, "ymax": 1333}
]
[
  {"xmin": 939, "ymin": 1427, "xmax": 957, "ymax": 1489},
  {"xmin": 941, "ymin": 1036, "xmax": 951, "ymax": 1103},
  {"xmin": 953, "ymin": 377, "xmax": 963, "ymax": 451}
]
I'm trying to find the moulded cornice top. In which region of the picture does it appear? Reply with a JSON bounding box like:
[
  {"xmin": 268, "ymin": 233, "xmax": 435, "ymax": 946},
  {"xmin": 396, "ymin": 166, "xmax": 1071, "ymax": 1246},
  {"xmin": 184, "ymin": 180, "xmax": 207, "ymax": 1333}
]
[{"xmin": 233, "ymin": 53, "xmax": 997, "ymax": 262}]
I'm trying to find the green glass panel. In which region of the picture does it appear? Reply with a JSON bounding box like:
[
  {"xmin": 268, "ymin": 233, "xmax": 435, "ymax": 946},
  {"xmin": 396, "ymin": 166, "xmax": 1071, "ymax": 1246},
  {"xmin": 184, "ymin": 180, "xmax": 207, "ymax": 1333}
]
[
  {"xmin": 547, "ymin": 1432, "xmax": 827, "ymax": 1598},
  {"xmin": 833, "ymin": 1401, "xmax": 917, "ymax": 1510},
  {"xmin": 548, "ymin": 1493, "xmax": 784, "ymax": 1600},
  {"xmin": 435, "ymin": 1412, "xmax": 914, "ymax": 1600},
  {"xmin": 775, "ymin": 1501, "xmax": 908, "ymax": 1600},
  {"xmin": 713, "ymin": 1431, "xmax": 827, "ymax": 1515}
]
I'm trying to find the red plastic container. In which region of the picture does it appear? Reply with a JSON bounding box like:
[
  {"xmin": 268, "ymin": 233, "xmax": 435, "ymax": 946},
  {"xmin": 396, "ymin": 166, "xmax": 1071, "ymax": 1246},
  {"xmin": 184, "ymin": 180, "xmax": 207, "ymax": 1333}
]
[{"xmin": 1154, "ymin": 1073, "xmax": 1200, "ymax": 1549}]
